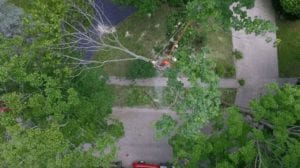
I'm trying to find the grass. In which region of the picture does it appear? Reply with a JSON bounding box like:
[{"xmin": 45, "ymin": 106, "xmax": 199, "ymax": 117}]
[
  {"xmin": 96, "ymin": 4, "xmax": 235, "ymax": 78},
  {"xmin": 185, "ymin": 26, "xmax": 235, "ymax": 78},
  {"xmin": 112, "ymin": 85, "xmax": 158, "ymax": 107},
  {"xmin": 8, "ymin": 0, "xmax": 31, "ymax": 10},
  {"xmin": 205, "ymin": 30, "xmax": 235, "ymax": 78},
  {"xmin": 112, "ymin": 85, "xmax": 237, "ymax": 107},
  {"xmin": 277, "ymin": 18, "xmax": 300, "ymax": 77},
  {"xmin": 96, "ymin": 5, "xmax": 173, "ymax": 76},
  {"xmin": 220, "ymin": 89, "xmax": 237, "ymax": 106}
]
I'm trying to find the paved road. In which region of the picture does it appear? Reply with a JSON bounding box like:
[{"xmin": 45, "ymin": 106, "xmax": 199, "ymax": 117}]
[{"xmin": 111, "ymin": 107, "xmax": 174, "ymax": 168}]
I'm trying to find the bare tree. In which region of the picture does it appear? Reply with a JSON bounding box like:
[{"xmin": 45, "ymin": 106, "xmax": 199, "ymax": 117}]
[{"xmin": 60, "ymin": 0, "xmax": 152, "ymax": 69}]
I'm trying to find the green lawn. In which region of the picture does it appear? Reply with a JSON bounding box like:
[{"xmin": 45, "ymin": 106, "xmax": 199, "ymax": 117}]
[
  {"xmin": 112, "ymin": 85, "xmax": 159, "ymax": 107},
  {"xmin": 96, "ymin": 5, "xmax": 235, "ymax": 78},
  {"xmin": 96, "ymin": 5, "xmax": 173, "ymax": 76},
  {"xmin": 112, "ymin": 85, "xmax": 237, "ymax": 107},
  {"xmin": 206, "ymin": 30, "xmax": 235, "ymax": 78},
  {"xmin": 277, "ymin": 18, "xmax": 300, "ymax": 77}
]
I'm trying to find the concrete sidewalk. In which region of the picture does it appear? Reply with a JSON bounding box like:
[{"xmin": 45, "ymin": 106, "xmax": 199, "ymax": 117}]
[{"xmin": 233, "ymin": 0, "xmax": 279, "ymax": 107}]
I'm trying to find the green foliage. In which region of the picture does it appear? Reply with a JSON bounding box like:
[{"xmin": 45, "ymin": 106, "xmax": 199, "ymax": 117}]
[
  {"xmin": 185, "ymin": 0, "xmax": 276, "ymax": 34},
  {"xmin": 155, "ymin": 114, "xmax": 177, "ymax": 139},
  {"xmin": 113, "ymin": 0, "xmax": 160, "ymax": 13},
  {"xmin": 280, "ymin": 0, "xmax": 300, "ymax": 17},
  {"xmin": 226, "ymin": 65, "xmax": 236, "ymax": 77},
  {"xmin": 153, "ymin": 1, "xmax": 279, "ymax": 166},
  {"xmin": 0, "ymin": 1, "xmax": 123, "ymax": 167},
  {"xmin": 233, "ymin": 49, "xmax": 243, "ymax": 59},
  {"xmin": 214, "ymin": 64, "xmax": 236, "ymax": 77},
  {"xmin": 124, "ymin": 88, "xmax": 152, "ymax": 106},
  {"xmin": 221, "ymin": 89, "xmax": 237, "ymax": 106},
  {"xmin": 126, "ymin": 60, "xmax": 156, "ymax": 79},
  {"xmin": 238, "ymin": 79, "xmax": 246, "ymax": 86},
  {"xmin": 114, "ymin": 0, "xmax": 188, "ymax": 13},
  {"xmin": 277, "ymin": 19, "xmax": 300, "ymax": 77},
  {"xmin": 156, "ymin": 47, "xmax": 221, "ymax": 166},
  {"xmin": 112, "ymin": 86, "xmax": 158, "ymax": 107},
  {"xmin": 215, "ymin": 65, "xmax": 225, "ymax": 77},
  {"xmin": 115, "ymin": 0, "xmax": 276, "ymax": 34},
  {"xmin": 165, "ymin": 0, "xmax": 189, "ymax": 7},
  {"xmin": 0, "ymin": 124, "xmax": 98, "ymax": 167},
  {"xmin": 166, "ymin": 11, "xmax": 187, "ymax": 38},
  {"xmin": 165, "ymin": 85, "xmax": 300, "ymax": 167}
]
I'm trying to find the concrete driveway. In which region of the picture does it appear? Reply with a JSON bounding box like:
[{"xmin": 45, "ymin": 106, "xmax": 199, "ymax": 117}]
[
  {"xmin": 111, "ymin": 107, "xmax": 174, "ymax": 168},
  {"xmin": 233, "ymin": 0, "xmax": 279, "ymax": 108}
]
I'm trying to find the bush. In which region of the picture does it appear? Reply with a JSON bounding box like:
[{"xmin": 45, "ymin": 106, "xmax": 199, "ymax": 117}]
[
  {"xmin": 125, "ymin": 87, "xmax": 153, "ymax": 106},
  {"xmin": 165, "ymin": 0, "xmax": 190, "ymax": 7},
  {"xmin": 272, "ymin": 0, "xmax": 300, "ymax": 19},
  {"xmin": 238, "ymin": 79, "xmax": 246, "ymax": 86},
  {"xmin": 233, "ymin": 49, "xmax": 243, "ymax": 59},
  {"xmin": 126, "ymin": 60, "xmax": 156, "ymax": 79},
  {"xmin": 215, "ymin": 65, "xmax": 236, "ymax": 78},
  {"xmin": 226, "ymin": 65, "xmax": 236, "ymax": 77},
  {"xmin": 166, "ymin": 11, "xmax": 187, "ymax": 38},
  {"xmin": 280, "ymin": 0, "xmax": 300, "ymax": 17}
]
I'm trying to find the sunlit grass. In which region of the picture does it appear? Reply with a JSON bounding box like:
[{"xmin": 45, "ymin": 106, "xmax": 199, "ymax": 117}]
[{"xmin": 277, "ymin": 18, "xmax": 300, "ymax": 77}]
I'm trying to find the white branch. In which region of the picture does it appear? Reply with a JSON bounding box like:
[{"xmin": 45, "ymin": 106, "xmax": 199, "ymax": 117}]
[{"xmin": 59, "ymin": 0, "xmax": 151, "ymax": 69}]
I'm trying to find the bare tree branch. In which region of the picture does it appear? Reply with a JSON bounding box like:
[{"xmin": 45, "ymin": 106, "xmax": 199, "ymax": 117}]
[{"xmin": 59, "ymin": 0, "xmax": 152, "ymax": 68}]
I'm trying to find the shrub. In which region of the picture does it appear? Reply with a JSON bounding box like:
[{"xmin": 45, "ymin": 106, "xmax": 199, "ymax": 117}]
[
  {"xmin": 272, "ymin": 0, "xmax": 300, "ymax": 19},
  {"xmin": 280, "ymin": 0, "xmax": 300, "ymax": 17},
  {"xmin": 215, "ymin": 65, "xmax": 236, "ymax": 78},
  {"xmin": 126, "ymin": 60, "xmax": 156, "ymax": 79},
  {"xmin": 226, "ymin": 65, "xmax": 236, "ymax": 77},
  {"xmin": 233, "ymin": 49, "xmax": 243, "ymax": 59},
  {"xmin": 125, "ymin": 87, "xmax": 152, "ymax": 106},
  {"xmin": 238, "ymin": 79, "xmax": 246, "ymax": 86},
  {"xmin": 165, "ymin": 0, "xmax": 190, "ymax": 7},
  {"xmin": 166, "ymin": 11, "xmax": 187, "ymax": 38}
]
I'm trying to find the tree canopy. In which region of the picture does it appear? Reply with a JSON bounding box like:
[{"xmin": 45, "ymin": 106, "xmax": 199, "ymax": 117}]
[
  {"xmin": 280, "ymin": 0, "xmax": 300, "ymax": 17},
  {"xmin": 158, "ymin": 84, "xmax": 300, "ymax": 167},
  {"xmin": 0, "ymin": 0, "xmax": 123, "ymax": 167},
  {"xmin": 115, "ymin": 0, "xmax": 276, "ymax": 34},
  {"xmin": 0, "ymin": 0, "xmax": 290, "ymax": 167}
]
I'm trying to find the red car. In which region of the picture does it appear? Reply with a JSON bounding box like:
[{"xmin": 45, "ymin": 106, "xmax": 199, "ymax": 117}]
[{"xmin": 132, "ymin": 161, "xmax": 172, "ymax": 168}]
